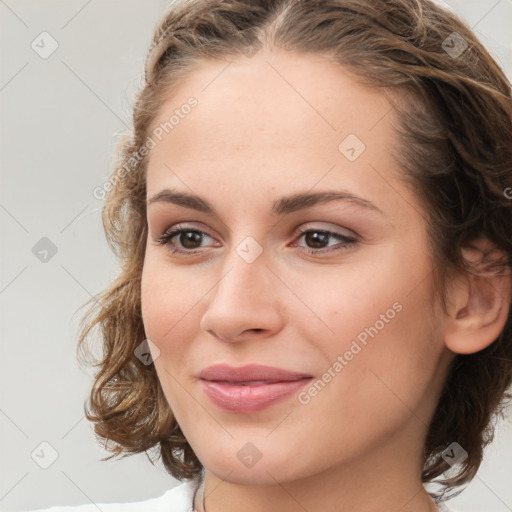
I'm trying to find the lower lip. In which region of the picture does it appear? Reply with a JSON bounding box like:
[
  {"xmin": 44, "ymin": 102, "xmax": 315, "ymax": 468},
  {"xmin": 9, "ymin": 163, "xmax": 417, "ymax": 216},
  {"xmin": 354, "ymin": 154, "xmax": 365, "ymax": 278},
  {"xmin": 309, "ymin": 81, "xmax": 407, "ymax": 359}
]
[{"xmin": 200, "ymin": 378, "xmax": 313, "ymax": 413}]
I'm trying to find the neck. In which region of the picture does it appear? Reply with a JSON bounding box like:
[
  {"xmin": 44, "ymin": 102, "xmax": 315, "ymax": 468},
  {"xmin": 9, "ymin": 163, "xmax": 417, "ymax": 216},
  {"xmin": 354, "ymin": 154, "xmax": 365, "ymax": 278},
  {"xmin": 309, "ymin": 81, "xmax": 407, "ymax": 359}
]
[{"xmin": 194, "ymin": 473, "xmax": 440, "ymax": 512}]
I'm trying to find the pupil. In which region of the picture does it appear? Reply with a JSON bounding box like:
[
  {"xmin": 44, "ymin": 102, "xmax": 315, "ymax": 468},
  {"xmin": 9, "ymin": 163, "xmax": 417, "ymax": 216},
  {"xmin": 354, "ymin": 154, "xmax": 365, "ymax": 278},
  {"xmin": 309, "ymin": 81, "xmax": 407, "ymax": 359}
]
[
  {"xmin": 306, "ymin": 231, "xmax": 328, "ymax": 248},
  {"xmin": 181, "ymin": 231, "xmax": 202, "ymax": 248}
]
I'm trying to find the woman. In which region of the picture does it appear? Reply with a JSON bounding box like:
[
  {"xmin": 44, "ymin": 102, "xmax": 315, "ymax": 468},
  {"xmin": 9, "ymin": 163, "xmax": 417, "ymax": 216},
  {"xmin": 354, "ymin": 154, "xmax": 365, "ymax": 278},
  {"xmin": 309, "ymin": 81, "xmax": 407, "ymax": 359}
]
[{"xmin": 32, "ymin": 0, "xmax": 512, "ymax": 510}]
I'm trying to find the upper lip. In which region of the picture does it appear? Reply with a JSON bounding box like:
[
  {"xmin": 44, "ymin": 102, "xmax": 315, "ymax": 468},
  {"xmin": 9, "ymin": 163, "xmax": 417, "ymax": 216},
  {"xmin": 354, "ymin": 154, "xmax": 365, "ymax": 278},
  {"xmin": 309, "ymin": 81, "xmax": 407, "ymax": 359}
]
[{"xmin": 198, "ymin": 364, "xmax": 313, "ymax": 383}]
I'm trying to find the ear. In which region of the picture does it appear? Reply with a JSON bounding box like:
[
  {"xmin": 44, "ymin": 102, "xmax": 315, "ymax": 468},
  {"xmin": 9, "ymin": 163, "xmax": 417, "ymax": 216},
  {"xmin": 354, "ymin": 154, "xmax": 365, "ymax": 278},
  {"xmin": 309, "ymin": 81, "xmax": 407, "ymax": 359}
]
[{"xmin": 444, "ymin": 238, "xmax": 511, "ymax": 355}]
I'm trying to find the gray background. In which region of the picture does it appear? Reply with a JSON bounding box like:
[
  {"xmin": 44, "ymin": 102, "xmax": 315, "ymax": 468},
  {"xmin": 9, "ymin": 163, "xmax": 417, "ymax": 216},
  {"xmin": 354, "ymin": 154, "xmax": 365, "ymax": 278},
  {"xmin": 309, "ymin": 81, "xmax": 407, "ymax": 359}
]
[{"xmin": 1, "ymin": 1, "xmax": 511, "ymax": 511}]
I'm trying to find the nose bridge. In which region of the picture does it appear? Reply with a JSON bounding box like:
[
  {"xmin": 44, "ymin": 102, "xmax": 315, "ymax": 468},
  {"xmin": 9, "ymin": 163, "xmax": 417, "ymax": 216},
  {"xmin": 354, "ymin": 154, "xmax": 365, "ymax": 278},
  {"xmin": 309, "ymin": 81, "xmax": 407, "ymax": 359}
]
[
  {"xmin": 200, "ymin": 235, "xmax": 285, "ymax": 340},
  {"xmin": 214, "ymin": 235, "xmax": 271, "ymax": 307}
]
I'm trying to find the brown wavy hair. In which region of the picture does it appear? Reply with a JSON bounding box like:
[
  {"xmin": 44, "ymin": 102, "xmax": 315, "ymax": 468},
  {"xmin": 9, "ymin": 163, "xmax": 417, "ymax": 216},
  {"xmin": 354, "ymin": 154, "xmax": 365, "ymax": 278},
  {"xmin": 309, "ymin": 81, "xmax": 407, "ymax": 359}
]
[{"xmin": 77, "ymin": 0, "xmax": 512, "ymax": 501}]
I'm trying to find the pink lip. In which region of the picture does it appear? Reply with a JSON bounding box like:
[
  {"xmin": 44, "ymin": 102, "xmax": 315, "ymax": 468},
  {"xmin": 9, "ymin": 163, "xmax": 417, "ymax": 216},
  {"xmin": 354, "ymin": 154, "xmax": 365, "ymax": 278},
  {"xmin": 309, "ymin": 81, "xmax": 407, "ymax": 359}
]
[
  {"xmin": 198, "ymin": 363, "xmax": 312, "ymax": 382},
  {"xmin": 200, "ymin": 379, "xmax": 313, "ymax": 412},
  {"xmin": 198, "ymin": 364, "xmax": 313, "ymax": 413}
]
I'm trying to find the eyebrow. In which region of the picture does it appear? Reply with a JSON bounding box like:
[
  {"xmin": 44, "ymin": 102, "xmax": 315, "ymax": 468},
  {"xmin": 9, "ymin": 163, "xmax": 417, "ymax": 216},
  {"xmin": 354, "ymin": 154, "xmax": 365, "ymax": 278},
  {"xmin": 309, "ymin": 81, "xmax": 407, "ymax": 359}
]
[{"xmin": 146, "ymin": 189, "xmax": 384, "ymax": 216}]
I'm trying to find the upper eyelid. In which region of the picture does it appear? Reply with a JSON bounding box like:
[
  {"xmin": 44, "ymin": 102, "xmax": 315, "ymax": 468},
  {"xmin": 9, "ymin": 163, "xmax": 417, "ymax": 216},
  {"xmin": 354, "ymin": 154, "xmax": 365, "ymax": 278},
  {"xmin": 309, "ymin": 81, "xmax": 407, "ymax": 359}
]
[
  {"xmin": 164, "ymin": 223, "xmax": 216, "ymax": 238},
  {"xmin": 295, "ymin": 224, "xmax": 355, "ymax": 236},
  {"xmin": 162, "ymin": 222, "xmax": 356, "ymax": 242},
  {"xmin": 147, "ymin": 198, "xmax": 383, "ymax": 232}
]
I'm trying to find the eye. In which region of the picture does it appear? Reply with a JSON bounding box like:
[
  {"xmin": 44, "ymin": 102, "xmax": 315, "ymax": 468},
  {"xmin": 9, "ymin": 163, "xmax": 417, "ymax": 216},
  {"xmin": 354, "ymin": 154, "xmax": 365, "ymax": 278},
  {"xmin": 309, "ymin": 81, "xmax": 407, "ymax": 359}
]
[
  {"xmin": 154, "ymin": 224, "xmax": 217, "ymax": 255},
  {"xmin": 291, "ymin": 227, "xmax": 357, "ymax": 254},
  {"xmin": 154, "ymin": 223, "xmax": 357, "ymax": 257}
]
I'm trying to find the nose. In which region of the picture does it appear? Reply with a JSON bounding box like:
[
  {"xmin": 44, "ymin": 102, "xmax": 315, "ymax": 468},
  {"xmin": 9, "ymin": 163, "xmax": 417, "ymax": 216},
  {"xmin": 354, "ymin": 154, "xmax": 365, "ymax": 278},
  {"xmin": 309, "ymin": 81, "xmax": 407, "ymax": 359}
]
[{"xmin": 199, "ymin": 249, "xmax": 286, "ymax": 344}]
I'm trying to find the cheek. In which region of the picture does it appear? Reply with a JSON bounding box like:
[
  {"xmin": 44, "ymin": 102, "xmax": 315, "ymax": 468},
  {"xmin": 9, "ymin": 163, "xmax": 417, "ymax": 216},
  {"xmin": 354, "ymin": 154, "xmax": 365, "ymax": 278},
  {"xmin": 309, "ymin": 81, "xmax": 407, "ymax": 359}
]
[
  {"xmin": 331, "ymin": 284, "xmax": 438, "ymax": 425},
  {"xmin": 140, "ymin": 262, "xmax": 201, "ymax": 418},
  {"xmin": 303, "ymin": 247, "xmax": 440, "ymax": 410},
  {"xmin": 140, "ymin": 259, "xmax": 205, "ymax": 364}
]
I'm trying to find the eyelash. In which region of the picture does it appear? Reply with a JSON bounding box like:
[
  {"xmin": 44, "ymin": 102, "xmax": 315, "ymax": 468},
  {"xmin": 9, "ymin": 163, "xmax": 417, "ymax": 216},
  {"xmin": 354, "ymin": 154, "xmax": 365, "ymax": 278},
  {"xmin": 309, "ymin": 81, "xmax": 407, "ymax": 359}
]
[{"xmin": 154, "ymin": 224, "xmax": 357, "ymax": 256}]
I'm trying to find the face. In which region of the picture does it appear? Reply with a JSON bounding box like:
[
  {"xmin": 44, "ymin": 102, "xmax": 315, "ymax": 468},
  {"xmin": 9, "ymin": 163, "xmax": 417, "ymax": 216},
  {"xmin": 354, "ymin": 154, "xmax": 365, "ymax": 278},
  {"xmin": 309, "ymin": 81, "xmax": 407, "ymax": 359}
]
[{"xmin": 141, "ymin": 50, "xmax": 453, "ymax": 486}]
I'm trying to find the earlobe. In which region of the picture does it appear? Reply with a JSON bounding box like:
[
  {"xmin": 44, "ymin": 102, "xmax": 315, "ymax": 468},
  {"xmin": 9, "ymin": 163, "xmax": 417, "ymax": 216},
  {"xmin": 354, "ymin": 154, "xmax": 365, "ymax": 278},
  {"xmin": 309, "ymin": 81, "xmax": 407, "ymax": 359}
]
[{"xmin": 444, "ymin": 240, "xmax": 511, "ymax": 355}]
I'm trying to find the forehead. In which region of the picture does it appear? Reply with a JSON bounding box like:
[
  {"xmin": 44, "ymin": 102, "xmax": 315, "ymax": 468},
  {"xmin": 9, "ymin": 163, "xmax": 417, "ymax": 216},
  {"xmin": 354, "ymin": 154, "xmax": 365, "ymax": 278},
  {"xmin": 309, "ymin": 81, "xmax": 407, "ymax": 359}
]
[
  {"xmin": 148, "ymin": 50, "xmax": 396, "ymax": 157},
  {"xmin": 145, "ymin": 51, "xmax": 411, "ymax": 221}
]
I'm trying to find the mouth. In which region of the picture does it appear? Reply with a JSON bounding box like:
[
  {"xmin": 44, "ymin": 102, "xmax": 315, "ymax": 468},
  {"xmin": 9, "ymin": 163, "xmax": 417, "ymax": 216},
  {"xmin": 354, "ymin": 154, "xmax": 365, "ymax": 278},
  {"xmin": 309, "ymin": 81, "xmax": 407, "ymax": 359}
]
[
  {"xmin": 199, "ymin": 377, "xmax": 314, "ymax": 413},
  {"xmin": 206, "ymin": 379, "xmax": 298, "ymax": 385},
  {"xmin": 198, "ymin": 363, "xmax": 313, "ymax": 383}
]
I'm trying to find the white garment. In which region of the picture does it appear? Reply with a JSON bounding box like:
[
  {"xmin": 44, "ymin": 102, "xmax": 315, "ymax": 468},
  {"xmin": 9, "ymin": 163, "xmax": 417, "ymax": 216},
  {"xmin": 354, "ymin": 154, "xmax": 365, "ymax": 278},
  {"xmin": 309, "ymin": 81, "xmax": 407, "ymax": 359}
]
[
  {"xmin": 23, "ymin": 480, "xmax": 197, "ymax": 512},
  {"xmin": 25, "ymin": 479, "xmax": 458, "ymax": 512}
]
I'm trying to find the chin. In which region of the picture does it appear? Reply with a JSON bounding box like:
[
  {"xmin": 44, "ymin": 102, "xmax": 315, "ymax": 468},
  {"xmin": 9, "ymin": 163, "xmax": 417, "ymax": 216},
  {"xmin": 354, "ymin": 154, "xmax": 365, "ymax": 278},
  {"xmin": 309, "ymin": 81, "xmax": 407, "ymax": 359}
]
[{"xmin": 199, "ymin": 446, "xmax": 315, "ymax": 486}]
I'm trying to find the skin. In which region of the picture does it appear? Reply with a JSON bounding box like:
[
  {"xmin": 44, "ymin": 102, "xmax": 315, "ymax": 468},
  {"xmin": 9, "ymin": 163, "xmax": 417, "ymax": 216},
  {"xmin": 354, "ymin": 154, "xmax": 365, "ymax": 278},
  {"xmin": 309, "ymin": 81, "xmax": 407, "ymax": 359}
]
[{"xmin": 140, "ymin": 50, "xmax": 511, "ymax": 512}]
